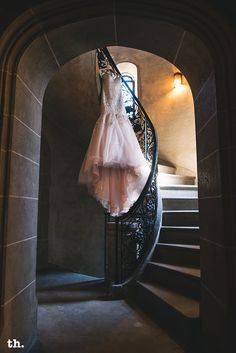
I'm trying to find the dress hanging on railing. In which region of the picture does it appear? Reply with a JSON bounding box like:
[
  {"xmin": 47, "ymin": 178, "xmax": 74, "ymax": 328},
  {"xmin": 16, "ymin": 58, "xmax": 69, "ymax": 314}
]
[{"xmin": 78, "ymin": 70, "xmax": 150, "ymax": 216}]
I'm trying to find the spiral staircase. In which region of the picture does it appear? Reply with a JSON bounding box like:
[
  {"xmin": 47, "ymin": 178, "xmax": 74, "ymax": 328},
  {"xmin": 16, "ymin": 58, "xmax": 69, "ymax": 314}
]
[
  {"xmin": 137, "ymin": 167, "xmax": 200, "ymax": 350},
  {"xmin": 98, "ymin": 48, "xmax": 200, "ymax": 350}
]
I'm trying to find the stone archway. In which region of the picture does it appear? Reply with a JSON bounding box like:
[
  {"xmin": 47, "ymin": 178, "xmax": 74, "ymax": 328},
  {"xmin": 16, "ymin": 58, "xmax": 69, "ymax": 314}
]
[{"xmin": 0, "ymin": 2, "xmax": 235, "ymax": 353}]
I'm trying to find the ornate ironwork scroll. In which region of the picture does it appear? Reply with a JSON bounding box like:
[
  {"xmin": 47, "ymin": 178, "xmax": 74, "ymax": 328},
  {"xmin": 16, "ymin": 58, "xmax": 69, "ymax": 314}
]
[{"xmin": 97, "ymin": 47, "xmax": 161, "ymax": 285}]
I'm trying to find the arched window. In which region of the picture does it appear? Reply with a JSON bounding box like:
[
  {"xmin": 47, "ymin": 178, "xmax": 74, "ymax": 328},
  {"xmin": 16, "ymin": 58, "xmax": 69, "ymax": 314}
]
[{"xmin": 117, "ymin": 62, "xmax": 138, "ymax": 120}]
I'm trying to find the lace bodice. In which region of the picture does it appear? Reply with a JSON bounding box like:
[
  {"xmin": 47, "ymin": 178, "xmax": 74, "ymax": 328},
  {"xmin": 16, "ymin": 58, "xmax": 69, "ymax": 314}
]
[{"xmin": 99, "ymin": 73, "xmax": 127, "ymax": 123}]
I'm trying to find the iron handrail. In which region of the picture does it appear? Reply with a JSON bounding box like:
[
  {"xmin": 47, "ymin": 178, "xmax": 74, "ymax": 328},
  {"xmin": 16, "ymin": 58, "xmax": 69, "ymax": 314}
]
[
  {"xmin": 97, "ymin": 47, "xmax": 162, "ymax": 286},
  {"xmin": 98, "ymin": 47, "xmax": 158, "ymax": 220}
]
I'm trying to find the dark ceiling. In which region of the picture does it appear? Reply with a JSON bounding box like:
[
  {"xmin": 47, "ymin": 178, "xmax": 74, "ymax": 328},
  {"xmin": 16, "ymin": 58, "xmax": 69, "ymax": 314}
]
[{"xmin": 0, "ymin": 0, "xmax": 235, "ymax": 34}]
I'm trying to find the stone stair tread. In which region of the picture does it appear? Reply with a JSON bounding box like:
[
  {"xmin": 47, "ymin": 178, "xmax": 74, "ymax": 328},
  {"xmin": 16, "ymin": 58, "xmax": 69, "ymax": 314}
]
[
  {"xmin": 159, "ymin": 226, "xmax": 200, "ymax": 245},
  {"xmin": 160, "ymin": 187, "xmax": 198, "ymax": 199},
  {"xmin": 162, "ymin": 225, "xmax": 199, "ymax": 230},
  {"xmin": 160, "ymin": 185, "xmax": 197, "ymax": 189},
  {"xmin": 158, "ymin": 173, "xmax": 195, "ymax": 179},
  {"xmin": 162, "ymin": 210, "xmax": 199, "ymax": 213},
  {"xmin": 157, "ymin": 173, "xmax": 196, "ymax": 186},
  {"xmin": 149, "ymin": 261, "xmax": 200, "ymax": 278},
  {"xmin": 160, "ymin": 185, "xmax": 198, "ymax": 190},
  {"xmin": 162, "ymin": 196, "xmax": 198, "ymax": 199},
  {"xmin": 162, "ymin": 198, "xmax": 199, "ymax": 210},
  {"xmin": 137, "ymin": 280, "xmax": 200, "ymax": 319},
  {"xmin": 158, "ymin": 243, "xmax": 200, "ymax": 250},
  {"xmin": 158, "ymin": 172, "xmax": 194, "ymax": 176},
  {"xmin": 158, "ymin": 164, "xmax": 176, "ymax": 174}
]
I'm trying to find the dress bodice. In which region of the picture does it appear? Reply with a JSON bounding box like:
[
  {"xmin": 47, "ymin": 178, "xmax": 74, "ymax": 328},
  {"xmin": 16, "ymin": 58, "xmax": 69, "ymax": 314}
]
[{"xmin": 100, "ymin": 73, "xmax": 127, "ymax": 120}]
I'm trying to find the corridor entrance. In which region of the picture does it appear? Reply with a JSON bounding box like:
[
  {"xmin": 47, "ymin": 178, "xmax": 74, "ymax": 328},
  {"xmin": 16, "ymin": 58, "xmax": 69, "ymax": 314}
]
[{"xmin": 0, "ymin": 2, "xmax": 235, "ymax": 353}]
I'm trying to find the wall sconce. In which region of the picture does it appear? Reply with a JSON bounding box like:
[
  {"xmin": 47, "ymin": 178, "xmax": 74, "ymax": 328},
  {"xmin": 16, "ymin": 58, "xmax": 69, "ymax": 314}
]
[{"xmin": 174, "ymin": 72, "xmax": 183, "ymax": 88}]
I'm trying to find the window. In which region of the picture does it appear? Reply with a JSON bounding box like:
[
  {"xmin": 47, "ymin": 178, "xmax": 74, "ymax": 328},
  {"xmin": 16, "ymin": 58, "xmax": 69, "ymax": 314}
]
[{"xmin": 117, "ymin": 62, "xmax": 138, "ymax": 120}]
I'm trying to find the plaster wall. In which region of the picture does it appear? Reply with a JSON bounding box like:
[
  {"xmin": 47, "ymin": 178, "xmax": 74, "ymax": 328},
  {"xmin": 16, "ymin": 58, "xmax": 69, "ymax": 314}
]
[{"xmin": 109, "ymin": 46, "xmax": 197, "ymax": 176}]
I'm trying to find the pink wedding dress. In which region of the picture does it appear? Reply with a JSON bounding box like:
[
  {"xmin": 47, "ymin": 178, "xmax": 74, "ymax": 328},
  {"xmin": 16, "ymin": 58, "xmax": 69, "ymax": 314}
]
[{"xmin": 78, "ymin": 72, "xmax": 150, "ymax": 216}]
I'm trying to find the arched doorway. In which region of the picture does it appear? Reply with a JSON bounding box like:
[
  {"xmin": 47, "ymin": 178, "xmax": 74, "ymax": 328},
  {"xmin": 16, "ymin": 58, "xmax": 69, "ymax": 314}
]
[{"xmin": 0, "ymin": 2, "xmax": 235, "ymax": 353}]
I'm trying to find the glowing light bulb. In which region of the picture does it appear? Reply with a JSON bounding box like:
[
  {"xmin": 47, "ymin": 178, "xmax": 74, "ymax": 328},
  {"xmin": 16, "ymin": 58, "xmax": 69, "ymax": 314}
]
[{"xmin": 174, "ymin": 72, "xmax": 183, "ymax": 88}]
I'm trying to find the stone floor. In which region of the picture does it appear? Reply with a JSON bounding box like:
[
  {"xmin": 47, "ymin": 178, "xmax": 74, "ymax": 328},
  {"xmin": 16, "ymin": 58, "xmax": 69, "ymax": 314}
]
[{"xmin": 30, "ymin": 267, "xmax": 187, "ymax": 353}]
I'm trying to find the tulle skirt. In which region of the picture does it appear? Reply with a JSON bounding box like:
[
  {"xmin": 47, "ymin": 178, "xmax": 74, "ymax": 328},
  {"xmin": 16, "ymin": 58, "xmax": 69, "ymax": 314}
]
[{"xmin": 79, "ymin": 112, "xmax": 150, "ymax": 216}]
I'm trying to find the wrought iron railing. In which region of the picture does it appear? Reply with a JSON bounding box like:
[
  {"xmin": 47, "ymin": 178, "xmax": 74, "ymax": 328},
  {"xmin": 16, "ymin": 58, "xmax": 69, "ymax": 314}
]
[{"xmin": 97, "ymin": 47, "xmax": 162, "ymax": 288}]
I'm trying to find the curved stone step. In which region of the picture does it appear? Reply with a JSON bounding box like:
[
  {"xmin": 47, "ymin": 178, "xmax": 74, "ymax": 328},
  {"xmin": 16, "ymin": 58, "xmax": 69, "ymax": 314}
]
[
  {"xmin": 160, "ymin": 185, "xmax": 198, "ymax": 199},
  {"xmin": 159, "ymin": 226, "xmax": 200, "ymax": 245},
  {"xmin": 158, "ymin": 164, "xmax": 176, "ymax": 174},
  {"xmin": 137, "ymin": 280, "xmax": 200, "ymax": 319},
  {"xmin": 162, "ymin": 210, "xmax": 199, "ymax": 227},
  {"xmin": 162, "ymin": 197, "xmax": 198, "ymax": 210},
  {"xmin": 158, "ymin": 173, "xmax": 196, "ymax": 186},
  {"xmin": 150, "ymin": 262, "xmax": 200, "ymax": 278},
  {"xmin": 136, "ymin": 280, "xmax": 200, "ymax": 345},
  {"xmin": 152, "ymin": 243, "xmax": 200, "ymax": 267},
  {"xmin": 142, "ymin": 261, "xmax": 200, "ymax": 299}
]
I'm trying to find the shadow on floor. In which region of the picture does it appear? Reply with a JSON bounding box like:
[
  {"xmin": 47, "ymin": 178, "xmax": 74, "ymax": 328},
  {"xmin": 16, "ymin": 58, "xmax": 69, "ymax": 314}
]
[
  {"xmin": 30, "ymin": 267, "xmax": 188, "ymax": 353},
  {"xmin": 36, "ymin": 265, "xmax": 106, "ymax": 304},
  {"xmin": 36, "ymin": 265, "xmax": 103, "ymax": 290}
]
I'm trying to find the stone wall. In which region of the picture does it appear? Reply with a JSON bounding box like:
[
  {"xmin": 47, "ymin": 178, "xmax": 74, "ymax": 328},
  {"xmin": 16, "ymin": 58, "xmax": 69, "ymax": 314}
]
[{"xmin": 37, "ymin": 51, "xmax": 105, "ymax": 277}]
